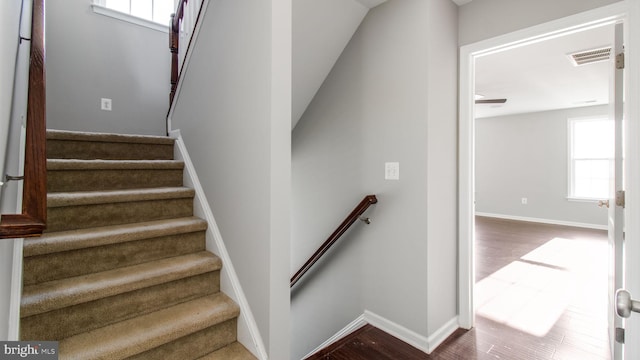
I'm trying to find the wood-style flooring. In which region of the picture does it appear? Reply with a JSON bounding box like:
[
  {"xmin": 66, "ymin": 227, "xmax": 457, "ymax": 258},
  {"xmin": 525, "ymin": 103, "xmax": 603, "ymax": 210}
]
[{"xmin": 308, "ymin": 216, "xmax": 610, "ymax": 360}]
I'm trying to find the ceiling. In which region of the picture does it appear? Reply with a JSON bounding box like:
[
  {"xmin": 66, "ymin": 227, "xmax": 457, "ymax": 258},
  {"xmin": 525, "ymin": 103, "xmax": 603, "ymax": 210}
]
[{"xmin": 474, "ymin": 24, "xmax": 614, "ymax": 119}]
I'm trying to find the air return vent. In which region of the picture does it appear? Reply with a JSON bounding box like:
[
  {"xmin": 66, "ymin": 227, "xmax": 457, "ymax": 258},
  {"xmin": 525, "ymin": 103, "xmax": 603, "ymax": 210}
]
[{"xmin": 569, "ymin": 47, "xmax": 611, "ymax": 66}]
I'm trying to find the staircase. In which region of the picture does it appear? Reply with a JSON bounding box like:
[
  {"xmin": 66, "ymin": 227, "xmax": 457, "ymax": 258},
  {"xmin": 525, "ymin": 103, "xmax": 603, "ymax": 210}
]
[{"xmin": 20, "ymin": 129, "xmax": 257, "ymax": 359}]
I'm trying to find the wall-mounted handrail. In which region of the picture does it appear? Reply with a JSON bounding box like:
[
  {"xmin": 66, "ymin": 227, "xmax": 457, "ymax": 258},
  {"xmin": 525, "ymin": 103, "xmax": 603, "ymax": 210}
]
[
  {"xmin": 169, "ymin": 0, "xmax": 204, "ymax": 106},
  {"xmin": 291, "ymin": 195, "xmax": 378, "ymax": 288},
  {"xmin": 0, "ymin": 0, "xmax": 47, "ymax": 239}
]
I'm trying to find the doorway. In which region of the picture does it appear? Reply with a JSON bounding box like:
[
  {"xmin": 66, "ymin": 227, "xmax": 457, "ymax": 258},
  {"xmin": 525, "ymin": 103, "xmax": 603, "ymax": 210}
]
[{"xmin": 458, "ymin": 3, "xmax": 635, "ymax": 359}]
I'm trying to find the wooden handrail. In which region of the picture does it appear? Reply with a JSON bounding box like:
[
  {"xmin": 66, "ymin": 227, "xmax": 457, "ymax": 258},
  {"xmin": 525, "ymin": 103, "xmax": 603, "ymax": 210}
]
[
  {"xmin": 291, "ymin": 195, "xmax": 378, "ymax": 288},
  {"xmin": 0, "ymin": 0, "xmax": 47, "ymax": 239}
]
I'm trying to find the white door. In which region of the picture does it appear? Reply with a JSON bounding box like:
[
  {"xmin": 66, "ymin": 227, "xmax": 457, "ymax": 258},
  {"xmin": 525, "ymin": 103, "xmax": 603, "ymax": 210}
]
[{"xmin": 609, "ymin": 21, "xmax": 624, "ymax": 360}]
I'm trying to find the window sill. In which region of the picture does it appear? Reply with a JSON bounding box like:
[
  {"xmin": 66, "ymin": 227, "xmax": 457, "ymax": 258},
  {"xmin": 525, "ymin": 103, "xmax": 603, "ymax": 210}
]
[
  {"xmin": 566, "ymin": 197, "xmax": 604, "ymax": 203},
  {"xmin": 91, "ymin": 4, "xmax": 169, "ymax": 33}
]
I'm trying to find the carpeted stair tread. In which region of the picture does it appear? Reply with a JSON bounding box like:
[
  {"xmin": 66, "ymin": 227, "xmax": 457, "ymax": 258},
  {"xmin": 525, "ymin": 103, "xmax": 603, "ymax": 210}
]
[
  {"xmin": 198, "ymin": 342, "xmax": 258, "ymax": 360},
  {"xmin": 48, "ymin": 187, "xmax": 194, "ymax": 207},
  {"xmin": 46, "ymin": 129, "xmax": 174, "ymax": 160},
  {"xmin": 47, "ymin": 159, "xmax": 185, "ymax": 192},
  {"xmin": 22, "ymin": 251, "xmax": 221, "ymax": 317},
  {"xmin": 24, "ymin": 217, "xmax": 207, "ymax": 257},
  {"xmin": 59, "ymin": 293, "xmax": 239, "ymax": 359},
  {"xmin": 47, "ymin": 159, "xmax": 184, "ymax": 170},
  {"xmin": 46, "ymin": 129, "xmax": 174, "ymax": 145}
]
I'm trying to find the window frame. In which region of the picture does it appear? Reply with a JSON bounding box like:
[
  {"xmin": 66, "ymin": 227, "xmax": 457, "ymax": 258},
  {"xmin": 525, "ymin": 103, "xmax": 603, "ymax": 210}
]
[
  {"xmin": 567, "ymin": 116, "xmax": 614, "ymax": 202},
  {"xmin": 91, "ymin": 0, "xmax": 175, "ymax": 33}
]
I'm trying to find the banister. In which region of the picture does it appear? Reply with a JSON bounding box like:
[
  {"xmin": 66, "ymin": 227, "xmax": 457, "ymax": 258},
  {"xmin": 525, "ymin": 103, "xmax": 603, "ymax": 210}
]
[
  {"xmin": 172, "ymin": 0, "xmax": 187, "ymax": 30},
  {"xmin": 169, "ymin": 0, "xmax": 204, "ymax": 106},
  {"xmin": 291, "ymin": 195, "xmax": 378, "ymax": 288},
  {"xmin": 0, "ymin": 0, "xmax": 47, "ymax": 239}
]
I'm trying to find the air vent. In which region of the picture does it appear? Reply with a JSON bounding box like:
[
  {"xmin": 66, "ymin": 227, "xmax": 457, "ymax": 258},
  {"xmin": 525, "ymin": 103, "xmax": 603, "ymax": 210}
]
[{"xmin": 569, "ymin": 47, "xmax": 611, "ymax": 66}]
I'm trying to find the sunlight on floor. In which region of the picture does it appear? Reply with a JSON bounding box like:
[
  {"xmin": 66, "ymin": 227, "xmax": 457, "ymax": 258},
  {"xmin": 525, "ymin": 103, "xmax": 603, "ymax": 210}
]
[{"xmin": 476, "ymin": 237, "xmax": 609, "ymax": 337}]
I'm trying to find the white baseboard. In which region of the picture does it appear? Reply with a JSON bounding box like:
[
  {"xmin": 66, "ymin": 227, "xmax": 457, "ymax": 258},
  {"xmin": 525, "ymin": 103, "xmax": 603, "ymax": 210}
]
[
  {"xmin": 426, "ymin": 316, "xmax": 460, "ymax": 353},
  {"xmin": 303, "ymin": 311, "xmax": 459, "ymax": 359},
  {"xmin": 365, "ymin": 311, "xmax": 458, "ymax": 354},
  {"xmin": 8, "ymin": 238, "xmax": 23, "ymax": 340},
  {"xmin": 475, "ymin": 212, "xmax": 608, "ymax": 230},
  {"xmin": 170, "ymin": 130, "xmax": 268, "ymax": 360},
  {"xmin": 363, "ymin": 310, "xmax": 430, "ymax": 353},
  {"xmin": 302, "ymin": 315, "xmax": 368, "ymax": 359}
]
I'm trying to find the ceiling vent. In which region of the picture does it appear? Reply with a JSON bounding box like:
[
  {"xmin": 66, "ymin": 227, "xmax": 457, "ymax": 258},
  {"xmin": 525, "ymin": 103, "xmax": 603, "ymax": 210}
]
[{"xmin": 569, "ymin": 47, "xmax": 611, "ymax": 66}]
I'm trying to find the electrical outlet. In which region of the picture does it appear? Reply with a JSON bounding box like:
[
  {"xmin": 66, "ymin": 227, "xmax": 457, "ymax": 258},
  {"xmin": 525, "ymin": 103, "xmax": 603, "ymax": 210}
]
[
  {"xmin": 521, "ymin": 197, "xmax": 528, "ymax": 205},
  {"xmin": 101, "ymin": 98, "xmax": 112, "ymax": 111},
  {"xmin": 385, "ymin": 162, "xmax": 399, "ymax": 180}
]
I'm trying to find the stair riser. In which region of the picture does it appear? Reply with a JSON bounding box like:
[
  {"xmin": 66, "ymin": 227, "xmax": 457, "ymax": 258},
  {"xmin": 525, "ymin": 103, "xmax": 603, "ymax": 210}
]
[
  {"xmin": 48, "ymin": 169, "xmax": 183, "ymax": 192},
  {"xmin": 21, "ymin": 272, "xmax": 220, "ymax": 341},
  {"xmin": 46, "ymin": 198, "xmax": 194, "ymax": 232},
  {"xmin": 128, "ymin": 319, "xmax": 237, "ymax": 360},
  {"xmin": 47, "ymin": 140, "xmax": 174, "ymax": 160},
  {"xmin": 23, "ymin": 231, "xmax": 206, "ymax": 285}
]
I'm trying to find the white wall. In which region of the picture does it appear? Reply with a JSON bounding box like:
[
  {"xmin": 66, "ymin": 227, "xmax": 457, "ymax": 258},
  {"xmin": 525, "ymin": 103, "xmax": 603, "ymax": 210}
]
[
  {"xmin": 169, "ymin": 0, "xmax": 291, "ymax": 358},
  {"xmin": 46, "ymin": 0, "xmax": 170, "ymax": 135},
  {"xmin": 292, "ymin": 0, "xmax": 458, "ymax": 357},
  {"xmin": 475, "ymin": 106, "xmax": 609, "ymax": 226},
  {"xmin": 0, "ymin": 0, "xmax": 23, "ymax": 342},
  {"xmin": 458, "ymin": 0, "xmax": 621, "ymax": 45}
]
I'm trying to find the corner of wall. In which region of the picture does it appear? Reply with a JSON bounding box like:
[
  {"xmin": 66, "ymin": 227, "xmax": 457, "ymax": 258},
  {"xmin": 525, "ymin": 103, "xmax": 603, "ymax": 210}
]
[
  {"xmin": 303, "ymin": 310, "xmax": 460, "ymax": 357},
  {"xmin": 169, "ymin": 130, "xmax": 269, "ymax": 360}
]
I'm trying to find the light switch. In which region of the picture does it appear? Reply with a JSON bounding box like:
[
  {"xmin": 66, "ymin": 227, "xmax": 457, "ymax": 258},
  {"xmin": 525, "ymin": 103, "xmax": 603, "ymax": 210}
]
[
  {"xmin": 101, "ymin": 98, "xmax": 112, "ymax": 111},
  {"xmin": 385, "ymin": 162, "xmax": 399, "ymax": 180}
]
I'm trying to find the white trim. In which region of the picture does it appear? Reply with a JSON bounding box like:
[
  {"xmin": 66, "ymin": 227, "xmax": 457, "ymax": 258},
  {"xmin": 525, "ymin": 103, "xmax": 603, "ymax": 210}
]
[
  {"xmin": 622, "ymin": 2, "xmax": 640, "ymax": 360},
  {"xmin": 91, "ymin": 4, "xmax": 169, "ymax": 33},
  {"xmin": 365, "ymin": 311, "xmax": 459, "ymax": 354},
  {"xmin": 566, "ymin": 197, "xmax": 601, "ymax": 203},
  {"xmin": 427, "ymin": 317, "xmax": 460, "ymax": 353},
  {"xmin": 302, "ymin": 315, "xmax": 368, "ymax": 359},
  {"xmin": 363, "ymin": 311, "xmax": 430, "ymax": 354},
  {"xmin": 8, "ymin": 123, "xmax": 27, "ymax": 340},
  {"xmin": 170, "ymin": 130, "xmax": 268, "ymax": 360},
  {"xmin": 459, "ymin": 1, "xmax": 629, "ymax": 331},
  {"xmin": 8, "ymin": 239, "xmax": 23, "ymax": 340},
  {"xmin": 475, "ymin": 212, "xmax": 608, "ymax": 230},
  {"xmin": 304, "ymin": 311, "xmax": 459, "ymax": 358},
  {"xmin": 166, "ymin": 0, "xmax": 211, "ymax": 127}
]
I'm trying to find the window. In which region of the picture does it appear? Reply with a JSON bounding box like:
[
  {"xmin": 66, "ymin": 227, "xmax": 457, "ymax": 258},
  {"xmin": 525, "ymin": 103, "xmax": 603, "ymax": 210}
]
[
  {"xmin": 92, "ymin": 0, "xmax": 176, "ymax": 31},
  {"xmin": 568, "ymin": 117, "xmax": 613, "ymax": 200}
]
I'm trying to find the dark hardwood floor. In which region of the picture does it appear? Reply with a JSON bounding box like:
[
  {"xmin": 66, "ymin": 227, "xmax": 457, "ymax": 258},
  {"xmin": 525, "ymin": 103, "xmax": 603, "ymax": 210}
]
[{"xmin": 307, "ymin": 216, "xmax": 610, "ymax": 360}]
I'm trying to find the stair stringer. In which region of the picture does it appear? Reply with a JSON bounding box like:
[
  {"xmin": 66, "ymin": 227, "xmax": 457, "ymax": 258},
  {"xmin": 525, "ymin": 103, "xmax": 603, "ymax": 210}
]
[{"xmin": 170, "ymin": 129, "xmax": 268, "ymax": 360}]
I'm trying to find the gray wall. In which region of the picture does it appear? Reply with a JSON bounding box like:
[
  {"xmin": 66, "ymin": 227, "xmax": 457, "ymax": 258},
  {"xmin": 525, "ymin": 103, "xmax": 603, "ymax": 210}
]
[
  {"xmin": 169, "ymin": 0, "xmax": 291, "ymax": 358},
  {"xmin": 292, "ymin": 0, "xmax": 458, "ymax": 358},
  {"xmin": 46, "ymin": 0, "xmax": 170, "ymax": 135},
  {"xmin": 476, "ymin": 106, "xmax": 609, "ymax": 226},
  {"xmin": 0, "ymin": 0, "xmax": 23, "ymax": 341},
  {"xmin": 458, "ymin": 0, "xmax": 621, "ymax": 45}
]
